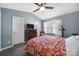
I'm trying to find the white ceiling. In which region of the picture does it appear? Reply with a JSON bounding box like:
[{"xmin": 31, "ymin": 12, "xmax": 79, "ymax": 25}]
[{"xmin": 0, "ymin": 3, "xmax": 79, "ymax": 20}]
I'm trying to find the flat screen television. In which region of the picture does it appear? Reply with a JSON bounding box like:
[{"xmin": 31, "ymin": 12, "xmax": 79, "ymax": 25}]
[{"xmin": 27, "ymin": 24, "xmax": 34, "ymax": 29}]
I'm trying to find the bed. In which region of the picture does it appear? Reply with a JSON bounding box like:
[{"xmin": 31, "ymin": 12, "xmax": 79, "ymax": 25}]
[{"xmin": 24, "ymin": 35, "xmax": 66, "ymax": 56}]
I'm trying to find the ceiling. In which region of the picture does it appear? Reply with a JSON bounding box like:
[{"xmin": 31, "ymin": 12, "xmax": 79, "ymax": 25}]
[{"xmin": 0, "ymin": 3, "xmax": 79, "ymax": 20}]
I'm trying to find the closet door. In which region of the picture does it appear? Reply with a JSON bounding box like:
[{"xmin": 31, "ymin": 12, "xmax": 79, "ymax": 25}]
[
  {"xmin": 12, "ymin": 16, "xmax": 24, "ymax": 45},
  {"xmin": 0, "ymin": 8, "xmax": 1, "ymax": 51}
]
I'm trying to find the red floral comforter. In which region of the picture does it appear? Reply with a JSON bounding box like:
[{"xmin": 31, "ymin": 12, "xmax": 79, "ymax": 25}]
[{"xmin": 24, "ymin": 36, "xmax": 66, "ymax": 56}]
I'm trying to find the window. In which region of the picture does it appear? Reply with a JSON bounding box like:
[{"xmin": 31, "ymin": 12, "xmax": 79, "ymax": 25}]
[{"xmin": 44, "ymin": 19, "xmax": 62, "ymax": 36}]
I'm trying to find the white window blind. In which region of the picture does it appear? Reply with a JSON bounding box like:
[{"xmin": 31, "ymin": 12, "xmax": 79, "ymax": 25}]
[{"xmin": 44, "ymin": 19, "xmax": 62, "ymax": 36}]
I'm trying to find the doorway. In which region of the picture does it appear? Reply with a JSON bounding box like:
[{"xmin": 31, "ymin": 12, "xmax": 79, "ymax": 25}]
[{"xmin": 12, "ymin": 16, "xmax": 24, "ymax": 46}]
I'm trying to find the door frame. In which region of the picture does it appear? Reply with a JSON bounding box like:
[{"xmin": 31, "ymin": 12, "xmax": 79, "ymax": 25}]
[
  {"xmin": 0, "ymin": 17, "xmax": 1, "ymax": 51},
  {"xmin": 12, "ymin": 16, "xmax": 24, "ymax": 46},
  {"xmin": 0, "ymin": 9, "xmax": 1, "ymax": 51}
]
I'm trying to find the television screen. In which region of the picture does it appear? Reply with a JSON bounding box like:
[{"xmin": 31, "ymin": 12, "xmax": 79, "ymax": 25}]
[{"xmin": 27, "ymin": 24, "xmax": 34, "ymax": 29}]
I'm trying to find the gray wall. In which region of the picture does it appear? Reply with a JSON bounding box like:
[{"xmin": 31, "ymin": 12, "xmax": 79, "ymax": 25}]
[
  {"xmin": 1, "ymin": 8, "xmax": 41, "ymax": 48},
  {"xmin": 42, "ymin": 11, "xmax": 79, "ymax": 37}
]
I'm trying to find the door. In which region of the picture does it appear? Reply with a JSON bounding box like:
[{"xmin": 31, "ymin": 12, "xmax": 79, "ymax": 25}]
[
  {"xmin": 12, "ymin": 16, "xmax": 24, "ymax": 45},
  {"xmin": 0, "ymin": 8, "xmax": 1, "ymax": 51}
]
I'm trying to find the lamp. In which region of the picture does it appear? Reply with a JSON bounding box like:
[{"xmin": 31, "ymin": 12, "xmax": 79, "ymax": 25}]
[{"xmin": 40, "ymin": 7, "xmax": 45, "ymax": 11}]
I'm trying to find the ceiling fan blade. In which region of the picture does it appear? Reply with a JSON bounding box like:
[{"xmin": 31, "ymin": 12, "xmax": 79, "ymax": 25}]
[
  {"xmin": 45, "ymin": 6, "xmax": 54, "ymax": 9},
  {"xmin": 44, "ymin": 3, "xmax": 47, "ymax": 5},
  {"xmin": 33, "ymin": 8, "xmax": 40, "ymax": 12},
  {"xmin": 40, "ymin": 3, "xmax": 43, "ymax": 6},
  {"xmin": 34, "ymin": 3, "xmax": 40, "ymax": 6},
  {"xmin": 40, "ymin": 3, "xmax": 47, "ymax": 6}
]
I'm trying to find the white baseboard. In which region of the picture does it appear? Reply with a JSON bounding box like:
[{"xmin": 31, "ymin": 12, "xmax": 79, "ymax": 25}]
[
  {"xmin": 22, "ymin": 41, "xmax": 25, "ymax": 43},
  {"xmin": 0, "ymin": 42, "xmax": 25, "ymax": 52},
  {"xmin": 1, "ymin": 45, "xmax": 13, "ymax": 51}
]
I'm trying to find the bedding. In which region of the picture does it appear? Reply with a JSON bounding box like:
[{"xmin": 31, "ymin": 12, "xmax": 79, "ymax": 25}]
[
  {"xmin": 24, "ymin": 35, "xmax": 66, "ymax": 56},
  {"xmin": 65, "ymin": 36, "xmax": 79, "ymax": 56}
]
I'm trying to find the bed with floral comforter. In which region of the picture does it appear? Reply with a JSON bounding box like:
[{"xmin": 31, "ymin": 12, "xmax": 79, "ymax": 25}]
[{"xmin": 24, "ymin": 35, "xmax": 66, "ymax": 56}]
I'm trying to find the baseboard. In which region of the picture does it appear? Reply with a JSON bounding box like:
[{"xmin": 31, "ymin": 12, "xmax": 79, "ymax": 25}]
[
  {"xmin": 0, "ymin": 42, "xmax": 25, "ymax": 52},
  {"xmin": 22, "ymin": 41, "xmax": 25, "ymax": 43},
  {"xmin": 1, "ymin": 45, "xmax": 13, "ymax": 51}
]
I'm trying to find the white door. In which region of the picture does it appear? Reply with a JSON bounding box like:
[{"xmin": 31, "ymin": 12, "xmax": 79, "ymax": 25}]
[
  {"xmin": 12, "ymin": 16, "xmax": 24, "ymax": 45},
  {"xmin": 0, "ymin": 8, "xmax": 1, "ymax": 51}
]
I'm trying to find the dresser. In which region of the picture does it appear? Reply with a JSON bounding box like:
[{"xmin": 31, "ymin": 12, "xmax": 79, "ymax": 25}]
[{"xmin": 25, "ymin": 29, "xmax": 37, "ymax": 42}]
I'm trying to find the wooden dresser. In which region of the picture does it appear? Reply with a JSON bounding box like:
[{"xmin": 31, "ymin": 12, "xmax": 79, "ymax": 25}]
[{"xmin": 25, "ymin": 29, "xmax": 37, "ymax": 42}]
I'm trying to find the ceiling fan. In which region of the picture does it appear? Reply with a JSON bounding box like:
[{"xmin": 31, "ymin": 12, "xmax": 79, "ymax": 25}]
[{"xmin": 33, "ymin": 3, "xmax": 54, "ymax": 12}]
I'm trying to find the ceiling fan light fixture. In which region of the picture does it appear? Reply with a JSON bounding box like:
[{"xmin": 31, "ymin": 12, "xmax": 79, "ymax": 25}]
[
  {"xmin": 34, "ymin": 3, "xmax": 54, "ymax": 12},
  {"xmin": 40, "ymin": 7, "xmax": 45, "ymax": 11}
]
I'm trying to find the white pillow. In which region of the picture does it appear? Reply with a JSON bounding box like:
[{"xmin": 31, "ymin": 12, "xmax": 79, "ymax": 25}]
[
  {"xmin": 74, "ymin": 35, "xmax": 79, "ymax": 40},
  {"xmin": 65, "ymin": 36, "xmax": 78, "ymax": 56}
]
